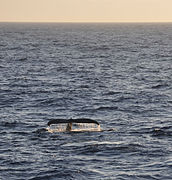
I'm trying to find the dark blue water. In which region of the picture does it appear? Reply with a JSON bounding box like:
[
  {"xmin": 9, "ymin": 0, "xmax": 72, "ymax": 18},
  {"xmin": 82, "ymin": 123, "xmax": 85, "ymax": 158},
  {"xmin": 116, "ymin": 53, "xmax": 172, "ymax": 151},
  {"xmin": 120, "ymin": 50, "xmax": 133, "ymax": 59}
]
[{"xmin": 0, "ymin": 23, "xmax": 172, "ymax": 180}]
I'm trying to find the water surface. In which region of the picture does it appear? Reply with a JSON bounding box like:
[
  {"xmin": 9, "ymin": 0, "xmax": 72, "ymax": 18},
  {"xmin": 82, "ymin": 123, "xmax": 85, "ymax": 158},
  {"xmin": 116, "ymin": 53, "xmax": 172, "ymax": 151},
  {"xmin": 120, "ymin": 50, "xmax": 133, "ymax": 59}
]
[{"xmin": 0, "ymin": 23, "xmax": 172, "ymax": 179}]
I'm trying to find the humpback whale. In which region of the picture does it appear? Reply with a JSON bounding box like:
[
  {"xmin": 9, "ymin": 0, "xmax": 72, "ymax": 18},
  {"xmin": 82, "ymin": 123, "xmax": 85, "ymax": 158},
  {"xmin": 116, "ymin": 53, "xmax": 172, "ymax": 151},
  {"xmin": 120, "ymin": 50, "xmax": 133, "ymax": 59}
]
[{"xmin": 47, "ymin": 118, "xmax": 100, "ymax": 132}]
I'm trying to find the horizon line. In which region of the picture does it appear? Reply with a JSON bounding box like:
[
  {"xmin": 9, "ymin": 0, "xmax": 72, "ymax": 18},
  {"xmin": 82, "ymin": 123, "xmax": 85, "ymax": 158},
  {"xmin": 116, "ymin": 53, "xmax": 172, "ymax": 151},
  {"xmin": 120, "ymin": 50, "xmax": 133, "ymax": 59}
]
[{"xmin": 0, "ymin": 21, "xmax": 172, "ymax": 24}]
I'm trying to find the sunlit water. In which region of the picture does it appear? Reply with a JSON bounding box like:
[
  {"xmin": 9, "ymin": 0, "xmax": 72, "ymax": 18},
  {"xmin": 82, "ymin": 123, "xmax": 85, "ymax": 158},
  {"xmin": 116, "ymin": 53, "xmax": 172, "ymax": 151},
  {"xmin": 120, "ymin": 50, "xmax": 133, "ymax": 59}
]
[{"xmin": 0, "ymin": 23, "xmax": 172, "ymax": 180}]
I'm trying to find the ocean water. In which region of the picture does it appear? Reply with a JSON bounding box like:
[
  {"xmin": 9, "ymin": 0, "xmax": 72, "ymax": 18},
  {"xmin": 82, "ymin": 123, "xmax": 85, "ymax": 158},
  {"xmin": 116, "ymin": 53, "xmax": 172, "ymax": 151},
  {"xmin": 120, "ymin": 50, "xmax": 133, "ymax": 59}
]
[{"xmin": 0, "ymin": 23, "xmax": 172, "ymax": 180}]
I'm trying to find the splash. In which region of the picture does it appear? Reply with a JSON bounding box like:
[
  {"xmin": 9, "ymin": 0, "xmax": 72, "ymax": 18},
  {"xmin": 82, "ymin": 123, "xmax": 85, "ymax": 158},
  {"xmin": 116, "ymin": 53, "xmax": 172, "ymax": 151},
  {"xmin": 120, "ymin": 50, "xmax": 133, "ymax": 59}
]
[{"xmin": 47, "ymin": 123, "xmax": 101, "ymax": 133}]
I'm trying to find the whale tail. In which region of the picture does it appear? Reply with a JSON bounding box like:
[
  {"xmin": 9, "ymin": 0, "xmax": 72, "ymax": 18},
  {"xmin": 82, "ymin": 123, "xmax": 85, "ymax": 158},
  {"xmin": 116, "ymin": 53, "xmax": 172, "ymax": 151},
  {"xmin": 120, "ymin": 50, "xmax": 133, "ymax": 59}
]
[{"xmin": 47, "ymin": 118, "xmax": 100, "ymax": 132}]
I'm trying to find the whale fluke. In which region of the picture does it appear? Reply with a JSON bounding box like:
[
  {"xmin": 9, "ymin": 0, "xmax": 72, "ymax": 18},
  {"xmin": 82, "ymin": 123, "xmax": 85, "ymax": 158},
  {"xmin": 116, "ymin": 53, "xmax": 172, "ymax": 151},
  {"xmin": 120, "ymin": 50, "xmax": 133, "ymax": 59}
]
[{"xmin": 47, "ymin": 118, "xmax": 99, "ymax": 126}]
